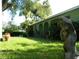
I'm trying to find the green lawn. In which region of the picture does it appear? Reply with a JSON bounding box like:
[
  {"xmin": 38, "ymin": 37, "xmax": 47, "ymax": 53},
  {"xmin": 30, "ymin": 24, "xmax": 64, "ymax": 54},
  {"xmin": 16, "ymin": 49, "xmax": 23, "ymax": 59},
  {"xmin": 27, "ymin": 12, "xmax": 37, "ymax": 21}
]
[{"xmin": 0, "ymin": 37, "xmax": 79, "ymax": 59}]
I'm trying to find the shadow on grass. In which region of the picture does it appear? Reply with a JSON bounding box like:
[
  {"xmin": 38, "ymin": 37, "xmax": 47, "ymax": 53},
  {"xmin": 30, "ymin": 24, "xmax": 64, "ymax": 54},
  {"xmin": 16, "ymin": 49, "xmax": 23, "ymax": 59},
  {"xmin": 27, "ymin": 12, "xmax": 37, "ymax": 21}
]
[
  {"xmin": 0, "ymin": 47, "xmax": 64, "ymax": 59},
  {"xmin": 17, "ymin": 43, "xmax": 28, "ymax": 47},
  {"xmin": 0, "ymin": 37, "xmax": 64, "ymax": 59},
  {"xmin": 0, "ymin": 37, "xmax": 79, "ymax": 59},
  {"xmin": 0, "ymin": 40, "xmax": 64, "ymax": 59},
  {"xmin": 26, "ymin": 37, "xmax": 63, "ymax": 43}
]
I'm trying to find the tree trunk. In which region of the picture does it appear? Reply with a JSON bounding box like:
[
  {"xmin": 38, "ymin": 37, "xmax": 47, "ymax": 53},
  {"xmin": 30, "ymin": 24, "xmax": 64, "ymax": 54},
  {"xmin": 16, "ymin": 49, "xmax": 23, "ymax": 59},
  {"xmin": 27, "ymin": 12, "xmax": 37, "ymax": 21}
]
[{"xmin": 0, "ymin": 0, "xmax": 2, "ymax": 39}]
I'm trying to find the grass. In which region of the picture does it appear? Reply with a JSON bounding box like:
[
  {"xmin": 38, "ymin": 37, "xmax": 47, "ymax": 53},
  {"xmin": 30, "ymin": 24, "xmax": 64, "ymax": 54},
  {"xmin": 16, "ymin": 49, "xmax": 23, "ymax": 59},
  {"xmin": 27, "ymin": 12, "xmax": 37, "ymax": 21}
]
[{"xmin": 0, "ymin": 37, "xmax": 79, "ymax": 59}]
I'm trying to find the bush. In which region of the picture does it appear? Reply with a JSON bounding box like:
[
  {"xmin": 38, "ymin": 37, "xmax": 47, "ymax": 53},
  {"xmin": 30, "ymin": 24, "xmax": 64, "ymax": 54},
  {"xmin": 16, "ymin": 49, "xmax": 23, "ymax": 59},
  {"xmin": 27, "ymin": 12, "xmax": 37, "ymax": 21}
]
[
  {"xmin": 3, "ymin": 32, "xmax": 27, "ymax": 37},
  {"xmin": 3, "ymin": 32, "xmax": 11, "ymax": 41}
]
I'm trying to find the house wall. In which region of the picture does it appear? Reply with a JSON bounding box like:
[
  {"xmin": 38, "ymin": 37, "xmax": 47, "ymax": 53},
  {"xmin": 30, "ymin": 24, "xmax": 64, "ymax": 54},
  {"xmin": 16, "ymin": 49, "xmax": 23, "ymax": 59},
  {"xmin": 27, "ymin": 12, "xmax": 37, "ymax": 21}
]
[{"xmin": 28, "ymin": 8, "xmax": 79, "ymax": 40}]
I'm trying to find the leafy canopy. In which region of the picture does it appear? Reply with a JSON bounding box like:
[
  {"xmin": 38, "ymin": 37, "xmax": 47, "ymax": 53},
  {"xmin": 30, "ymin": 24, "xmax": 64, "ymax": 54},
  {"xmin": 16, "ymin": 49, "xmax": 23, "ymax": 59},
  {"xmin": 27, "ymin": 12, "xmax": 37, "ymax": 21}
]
[
  {"xmin": 2, "ymin": 0, "xmax": 51, "ymax": 19},
  {"xmin": 2, "ymin": 0, "xmax": 52, "ymax": 30}
]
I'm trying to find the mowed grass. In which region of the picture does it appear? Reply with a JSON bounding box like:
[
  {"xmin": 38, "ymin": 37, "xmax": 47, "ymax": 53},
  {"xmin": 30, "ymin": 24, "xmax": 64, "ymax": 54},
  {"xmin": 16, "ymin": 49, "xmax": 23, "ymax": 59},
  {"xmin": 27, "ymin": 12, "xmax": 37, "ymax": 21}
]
[{"xmin": 0, "ymin": 37, "xmax": 79, "ymax": 59}]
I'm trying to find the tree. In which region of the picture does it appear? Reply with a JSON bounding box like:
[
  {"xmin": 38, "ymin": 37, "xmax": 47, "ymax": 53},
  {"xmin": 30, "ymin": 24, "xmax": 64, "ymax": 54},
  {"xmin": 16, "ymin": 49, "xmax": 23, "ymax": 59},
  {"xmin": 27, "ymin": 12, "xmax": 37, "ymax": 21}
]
[
  {"xmin": 2, "ymin": 0, "xmax": 14, "ymax": 11},
  {"xmin": 3, "ymin": 22, "xmax": 19, "ymax": 33},
  {"xmin": 20, "ymin": 20, "xmax": 35, "ymax": 30},
  {"xmin": 2, "ymin": 0, "xmax": 51, "ymax": 20},
  {"xmin": 32, "ymin": 0, "xmax": 51, "ymax": 19},
  {"xmin": 2, "ymin": 0, "xmax": 52, "ymax": 31}
]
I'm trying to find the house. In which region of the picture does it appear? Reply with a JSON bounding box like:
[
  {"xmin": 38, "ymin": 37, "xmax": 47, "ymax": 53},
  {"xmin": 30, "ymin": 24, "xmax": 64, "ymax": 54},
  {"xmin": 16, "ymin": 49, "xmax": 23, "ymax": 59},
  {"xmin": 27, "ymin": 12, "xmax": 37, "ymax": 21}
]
[{"xmin": 27, "ymin": 5, "xmax": 79, "ymax": 40}]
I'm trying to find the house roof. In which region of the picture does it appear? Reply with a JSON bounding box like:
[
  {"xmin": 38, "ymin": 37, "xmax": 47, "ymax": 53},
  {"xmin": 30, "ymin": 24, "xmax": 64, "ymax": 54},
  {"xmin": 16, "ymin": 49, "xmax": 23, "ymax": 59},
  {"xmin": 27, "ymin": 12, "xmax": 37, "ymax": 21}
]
[{"xmin": 30, "ymin": 5, "xmax": 79, "ymax": 26}]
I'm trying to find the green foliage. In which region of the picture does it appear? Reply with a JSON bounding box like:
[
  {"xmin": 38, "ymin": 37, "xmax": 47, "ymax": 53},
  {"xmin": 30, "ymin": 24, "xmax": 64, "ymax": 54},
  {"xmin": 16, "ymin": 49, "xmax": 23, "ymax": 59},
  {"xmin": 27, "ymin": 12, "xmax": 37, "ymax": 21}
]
[
  {"xmin": 3, "ymin": 22, "xmax": 20, "ymax": 33},
  {"xmin": 2, "ymin": 0, "xmax": 8, "ymax": 11},
  {"xmin": 32, "ymin": 0, "xmax": 51, "ymax": 19},
  {"xmin": 2, "ymin": 0, "xmax": 52, "ymax": 32},
  {"xmin": 20, "ymin": 20, "xmax": 35, "ymax": 30},
  {"xmin": 2, "ymin": 0, "xmax": 51, "ymax": 20}
]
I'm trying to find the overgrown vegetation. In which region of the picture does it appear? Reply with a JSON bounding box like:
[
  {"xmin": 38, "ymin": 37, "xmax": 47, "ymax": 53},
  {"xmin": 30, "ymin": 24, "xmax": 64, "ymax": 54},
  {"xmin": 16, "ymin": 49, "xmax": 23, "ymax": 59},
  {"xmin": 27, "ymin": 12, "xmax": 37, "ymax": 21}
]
[{"xmin": 0, "ymin": 37, "xmax": 79, "ymax": 59}]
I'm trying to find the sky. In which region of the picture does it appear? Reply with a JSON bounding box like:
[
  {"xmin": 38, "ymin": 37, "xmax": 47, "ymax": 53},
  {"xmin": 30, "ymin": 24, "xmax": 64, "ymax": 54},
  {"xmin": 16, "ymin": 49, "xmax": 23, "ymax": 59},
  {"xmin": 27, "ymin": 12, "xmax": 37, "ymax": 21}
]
[
  {"xmin": 2, "ymin": 10, "xmax": 26, "ymax": 26},
  {"xmin": 2, "ymin": 0, "xmax": 79, "ymax": 26},
  {"xmin": 49, "ymin": 0, "xmax": 79, "ymax": 15}
]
